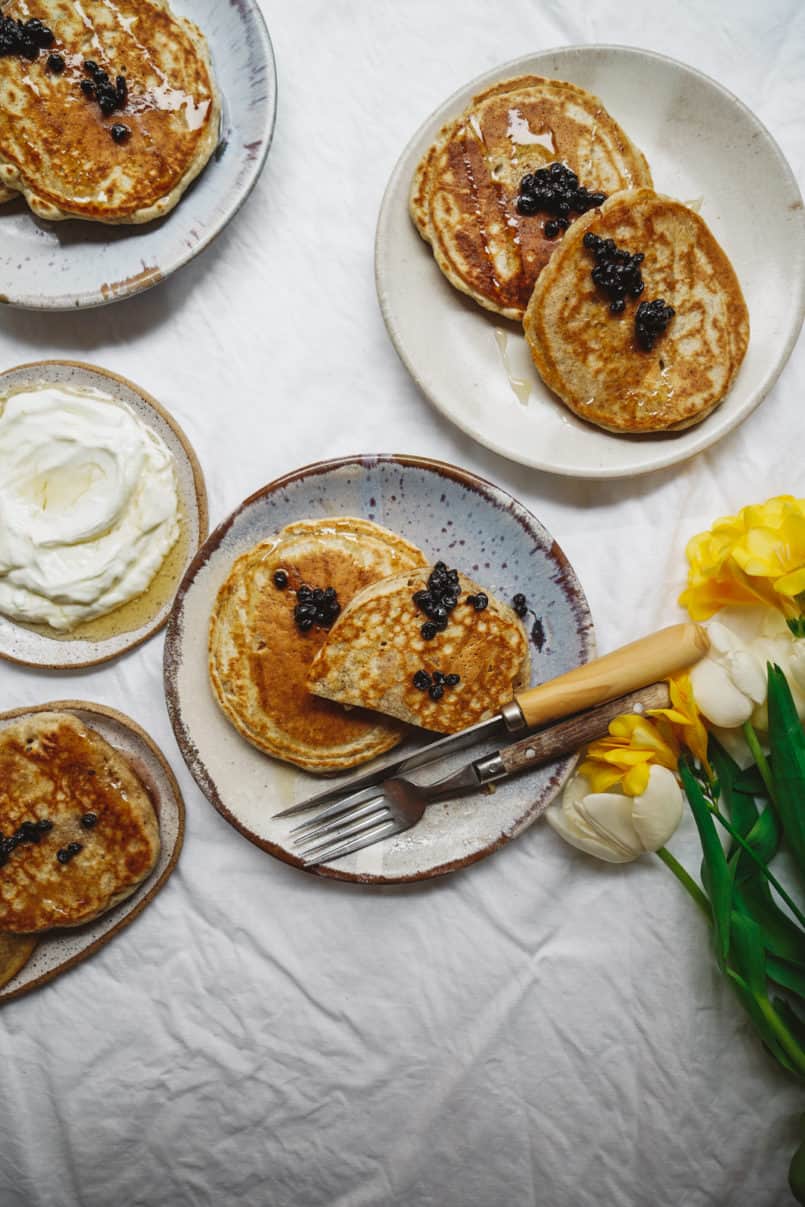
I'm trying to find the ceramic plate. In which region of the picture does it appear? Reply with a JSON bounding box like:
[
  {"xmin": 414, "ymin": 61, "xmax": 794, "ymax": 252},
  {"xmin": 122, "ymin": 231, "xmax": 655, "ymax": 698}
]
[
  {"xmin": 164, "ymin": 455, "xmax": 595, "ymax": 884},
  {"xmin": 0, "ymin": 0, "xmax": 276, "ymax": 310},
  {"xmin": 0, "ymin": 701, "xmax": 185, "ymax": 1004},
  {"xmin": 376, "ymin": 45, "xmax": 805, "ymax": 479},
  {"xmin": 0, "ymin": 360, "xmax": 209, "ymax": 669}
]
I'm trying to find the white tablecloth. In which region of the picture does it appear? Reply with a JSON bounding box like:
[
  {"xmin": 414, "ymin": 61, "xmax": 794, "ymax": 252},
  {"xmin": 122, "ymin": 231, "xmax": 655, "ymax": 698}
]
[{"xmin": 2, "ymin": 2, "xmax": 804, "ymax": 1204}]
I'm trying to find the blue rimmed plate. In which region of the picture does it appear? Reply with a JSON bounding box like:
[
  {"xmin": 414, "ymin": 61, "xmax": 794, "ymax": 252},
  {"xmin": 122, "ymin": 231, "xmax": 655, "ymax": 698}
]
[{"xmin": 164, "ymin": 454, "xmax": 595, "ymax": 884}]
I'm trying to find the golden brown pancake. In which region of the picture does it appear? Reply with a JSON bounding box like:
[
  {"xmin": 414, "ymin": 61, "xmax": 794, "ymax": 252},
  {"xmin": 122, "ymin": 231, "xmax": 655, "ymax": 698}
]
[
  {"xmin": 0, "ymin": 932, "xmax": 37, "ymax": 988},
  {"xmin": 411, "ymin": 75, "xmax": 652, "ymax": 320},
  {"xmin": 0, "ymin": 712, "xmax": 160, "ymax": 934},
  {"xmin": 308, "ymin": 568, "xmax": 530, "ymax": 735},
  {"xmin": 0, "ymin": 0, "xmax": 220, "ymax": 223},
  {"xmin": 208, "ymin": 519, "xmax": 429, "ymax": 772},
  {"xmin": 523, "ymin": 188, "xmax": 750, "ymax": 433}
]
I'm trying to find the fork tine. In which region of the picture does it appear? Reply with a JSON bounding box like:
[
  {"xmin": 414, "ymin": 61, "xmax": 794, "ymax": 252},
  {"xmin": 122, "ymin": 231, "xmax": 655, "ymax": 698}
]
[
  {"xmin": 291, "ymin": 796, "xmax": 387, "ymax": 844},
  {"xmin": 301, "ymin": 819, "xmax": 401, "ymax": 867},
  {"xmin": 284, "ymin": 785, "xmax": 382, "ymax": 832},
  {"xmin": 296, "ymin": 807, "xmax": 394, "ymax": 857}
]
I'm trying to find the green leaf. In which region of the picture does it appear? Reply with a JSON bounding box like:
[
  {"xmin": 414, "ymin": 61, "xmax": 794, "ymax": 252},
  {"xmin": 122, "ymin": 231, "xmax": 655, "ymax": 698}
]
[
  {"xmin": 680, "ymin": 758, "xmax": 733, "ymax": 964},
  {"xmin": 729, "ymin": 911, "xmax": 767, "ymax": 997},
  {"xmin": 787, "ymin": 618, "xmax": 805, "ymax": 638},
  {"xmin": 729, "ymin": 807, "xmax": 781, "ymax": 883},
  {"xmin": 733, "ymin": 877, "xmax": 805, "ymax": 967},
  {"xmin": 734, "ymin": 763, "xmax": 771, "ymax": 796},
  {"xmin": 768, "ymin": 957, "xmax": 805, "ymax": 1000},
  {"xmin": 711, "ymin": 737, "xmax": 759, "ymax": 838},
  {"xmin": 766, "ymin": 664, "xmax": 805, "ymax": 879}
]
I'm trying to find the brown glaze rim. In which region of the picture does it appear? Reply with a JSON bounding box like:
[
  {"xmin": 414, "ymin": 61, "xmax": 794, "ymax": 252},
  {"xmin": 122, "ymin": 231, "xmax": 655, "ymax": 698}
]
[
  {"xmin": 0, "ymin": 699, "xmax": 186, "ymax": 1004},
  {"xmin": 0, "ymin": 359, "xmax": 209, "ymax": 671},
  {"xmin": 164, "ymin": 453, "xmax": 595, "ymax": 886}
]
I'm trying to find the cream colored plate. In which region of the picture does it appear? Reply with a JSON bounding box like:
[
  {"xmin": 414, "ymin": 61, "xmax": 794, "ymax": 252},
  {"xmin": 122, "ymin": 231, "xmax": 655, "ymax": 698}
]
[
  {"xmin": 376, "ymin": 45, "xmax": 805, "ymax": 478},
  {"xmin": 0, "ymin": 701, "xmax": 185, "ymax": 1004},
  {"xmin": 0, "ymin": 360, "xmax": 208, "ymax": 669}
]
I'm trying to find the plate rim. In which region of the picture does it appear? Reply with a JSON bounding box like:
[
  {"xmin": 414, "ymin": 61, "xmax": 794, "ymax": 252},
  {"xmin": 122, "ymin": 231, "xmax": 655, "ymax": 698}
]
[
  {"xmin": 0, "ymin": 0, "xmax": 278, "ymax": 311},
  {"xmin": 0, "ymin": 358, "xmax": 209, "ymax": 670},
  {"xmin": 375, "ymin": 42, "xmax": 805, "ymax": 480},
  {"xmin": 0, "ymin": 699, "xmax": 186, "ymax": 1004},
  {"xmin": 163, "ymin": 451, "xmax": 596, "ymax": 885}
]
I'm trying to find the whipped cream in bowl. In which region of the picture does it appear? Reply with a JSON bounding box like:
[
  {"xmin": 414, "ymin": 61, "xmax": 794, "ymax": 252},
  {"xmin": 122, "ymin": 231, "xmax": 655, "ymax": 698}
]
[{"xmin": 0, "ymin": 362, "xmax": 207, "ymax": 668}]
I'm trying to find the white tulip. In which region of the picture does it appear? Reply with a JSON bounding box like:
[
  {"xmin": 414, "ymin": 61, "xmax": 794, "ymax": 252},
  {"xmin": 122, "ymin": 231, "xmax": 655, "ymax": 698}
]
[
  {"xmin": 546, "ymin": 765, "xmax": 684, "ymax": 864},
  {"xmin": 689, "ymin": 607, "xmax": 805, "ymax": 730}
]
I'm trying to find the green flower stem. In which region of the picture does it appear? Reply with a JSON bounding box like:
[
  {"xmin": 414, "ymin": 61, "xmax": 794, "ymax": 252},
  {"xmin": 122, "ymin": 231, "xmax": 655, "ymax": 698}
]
[
  {"xmin": 709, "ymin": 805, "xmax": 805, "ymax": 930},
  {"xmin": 759, "ymin": 999, "xmax": 805, "ymax": 1079},
  {"xmin": 742, "ymin": 721, "xmax": 777, "ymax": 803},
  {"xmin": 656, "ymin": 846, "xmax": 710, "ymax": 917}
]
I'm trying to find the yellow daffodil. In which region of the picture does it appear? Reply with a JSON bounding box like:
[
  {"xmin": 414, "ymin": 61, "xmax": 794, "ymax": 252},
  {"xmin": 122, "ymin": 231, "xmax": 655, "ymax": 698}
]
[
  {"xmin": 649, "ymin": 672, "xmax": 711, "ymax": 773},
  {"xmin": 578, "ymin": 713, "xmax": 679, "ymax": 797},
  {"xmin": 679, "ymin": 495, "xmax": 805, "ymax": 621}
]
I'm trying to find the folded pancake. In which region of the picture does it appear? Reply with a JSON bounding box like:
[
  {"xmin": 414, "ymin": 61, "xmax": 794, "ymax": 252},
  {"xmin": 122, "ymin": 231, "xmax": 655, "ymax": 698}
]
[
  {"xmin": 0, "ymin": 933, "xmax": 37, "ymax": 989},
  {"xmin": 0, "ymin": 712, "xmax": 161, "ymax": 934},
  {"xmin": 308, "ymin": 567, "xmax": 530, "ymax": 735},
  {"xmin": 0, "ymin": 0, "xmax": 220, "ymax": 223},
  {"xmin": 523, "ymin": 188, "xmax": 750, "ymax": 433},
  {"xmin": 208, "ymin": 519, "xmax": 429, "ymax": 772},
  {"xmin": 411, "ymin": 74, "xmax": 652, "ymax": 320}
]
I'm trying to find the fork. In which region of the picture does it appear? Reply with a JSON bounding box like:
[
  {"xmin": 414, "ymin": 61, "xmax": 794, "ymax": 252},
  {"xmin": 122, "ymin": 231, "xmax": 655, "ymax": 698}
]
[{"xmin": 289, "ymin": 681, "xmax": 670, "ymax": 866}]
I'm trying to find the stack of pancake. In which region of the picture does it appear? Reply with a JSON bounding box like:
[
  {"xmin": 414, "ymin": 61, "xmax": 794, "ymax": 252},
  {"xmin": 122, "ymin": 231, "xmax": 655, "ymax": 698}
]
[
  {"xmin": 0, "ymin": 0, "xmax": 220, "ymax": 224},
  {"xmin": 0, "ymin": 712, "xmax": 161, "ymax": 988},
  {"xmin": 411, "ymin": 74, "xmax": 749, "ymax": 434},
  {"xmin": 208, "ymin": 518, "xmax": 529, "ymax": 772}
]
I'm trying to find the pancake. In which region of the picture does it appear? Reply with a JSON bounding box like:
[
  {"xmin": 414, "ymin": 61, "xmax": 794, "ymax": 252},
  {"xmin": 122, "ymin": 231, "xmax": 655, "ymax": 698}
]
[
  {"xmin": 411, "ymin": 74, "xmax": 652, "ymax": 320},
  {"xmin": 0, "ymin": 712, "xmax": 160, "ymax": 934},
  {"xmin": 523, "ymin": 188, "xmax": 750, "ymax": 433},
  {"xmin": 308, "ymin": 567, "xmax": 530, "ymax": 735},
  {"xmin": 0, "ymin": 0, "xmax": 220, "ymax": 224},
  {"xmin": 208, "ymin": 518, "xmax": 429, "ymax": 772},
  {"xmin": 0, "ymin": 932, "xmax": 37, "ymax": 988}
]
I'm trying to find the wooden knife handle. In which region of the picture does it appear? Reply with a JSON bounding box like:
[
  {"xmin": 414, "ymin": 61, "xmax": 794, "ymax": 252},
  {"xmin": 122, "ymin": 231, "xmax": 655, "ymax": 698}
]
[
  {"xmin": 511, "ymin": 622, "xmax": 708, "ymax": 731},
  {"xmin": 498, "ymin": 682, "xmax": 671, "ymax": 777}
]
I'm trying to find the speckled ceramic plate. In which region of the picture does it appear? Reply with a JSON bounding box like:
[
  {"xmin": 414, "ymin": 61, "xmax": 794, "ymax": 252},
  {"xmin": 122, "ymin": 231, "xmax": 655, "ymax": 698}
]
[
  {"xmin": 0, "ymin": 0, "xmax": 276, "ymax": 310},
  {"xmin": 376, "ymin": 45, "xmax": 805, "ymax": 479},
  {"xmin": 164, "ymin": 455, "xmax": 595, "ymax": 884},
  {"xmin": 0, "ymin": 701, "xmax": 185, "ymax": 1004},
  {"xmin": 0, "ymin": 360, "xmax": 208, "ymax": 669}
]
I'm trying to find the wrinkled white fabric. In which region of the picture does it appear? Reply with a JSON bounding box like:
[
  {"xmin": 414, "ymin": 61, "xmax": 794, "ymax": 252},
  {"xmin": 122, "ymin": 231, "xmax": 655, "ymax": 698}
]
[{"xmin": 1, "ymin": 2, "xmax": 804, "ymax": 1205}]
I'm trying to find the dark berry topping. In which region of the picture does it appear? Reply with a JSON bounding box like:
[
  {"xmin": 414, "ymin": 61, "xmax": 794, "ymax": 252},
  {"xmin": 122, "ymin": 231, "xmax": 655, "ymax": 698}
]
[
  {"xmin": 0, "ymin": 817, "xmax": 56, "ymax": 866},
  {"xmin": 413, "ymin": 670, "xmax": 431, "ymax": 691},
  {"xmin": 413, "ymin": 564, "xmax": 462, "ymax": 637},
  {"xmin": 471, "ymin": 593, "xmax": 488, "ymax": 612},
  {"xmin": 273, "ymin": 569, "xmax": 288, "ymax": 589},
  {"xmin": 512, "ymin": 593, "xmax": 528, "ymax": 618},
  {"xmin": 445, "ymin": 673, "xmax": 461, "ymax": 686},
  {"xmin": 83, "ymin": 59, "xmax": 99, "ymax": 74},
  {"xmin": 293, "ymin": 583, "xmax": 340, "ymax": 632},
  {"xmin": 110, "ymin": 121, "xmax": 130, "ymax": 144},
  {"xmin": 635, "ymin": 299, "xmax": 676, "ymax": 351},
  {"xmin": 80, "ymin": 78, "xmax": 95, "ymax": 96},
  {"xmin": 517, "ymin": 163, "xmax": 607, "ymax": 239},
  {"xmin": 428, "ymin": 683, "xmax": 444, "ymax": 701},
  {"xmin": 81, "ymin": 813, "xmax": 98, "ymax": 829},
  {"xmin": 583, "ymin": 232, "xmax": 646, "ymax": 313},
  {"xmin": 530, "ymin": 618, "xmax": 546, "ymax": 651},
  {"xmin": 46, "ymin": 52, "xmax": 64, "ymax": 73},
  {"xmin": 0, "ymin": 16, "xmax": 55, "ymax": 59},
  {"xmin": 57, "ymin": 843, "xmax": 83, "ymax": 865},
  {"xmin": 79, "ymin": 59, "xmax": 128, "ymax": 117}
]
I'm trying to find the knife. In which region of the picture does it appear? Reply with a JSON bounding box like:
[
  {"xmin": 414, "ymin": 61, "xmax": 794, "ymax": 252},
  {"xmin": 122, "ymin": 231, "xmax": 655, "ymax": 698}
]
[{"xmin": 273, "ymin": 621, "xmax": 708, "ymax": 819}]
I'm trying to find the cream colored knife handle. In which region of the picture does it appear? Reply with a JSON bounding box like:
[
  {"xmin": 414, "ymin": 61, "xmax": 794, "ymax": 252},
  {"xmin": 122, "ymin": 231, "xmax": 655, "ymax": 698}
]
[{"xmin": 507, "ymin": 622, "xmax": 709, "ymax": 732}]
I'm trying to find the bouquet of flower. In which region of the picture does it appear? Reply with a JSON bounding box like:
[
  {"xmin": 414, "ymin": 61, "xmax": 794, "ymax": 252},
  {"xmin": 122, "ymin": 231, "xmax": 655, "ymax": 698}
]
[{"xmin": 548, "ymin": 496, "xmax": 805, "ymax": 1201}]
